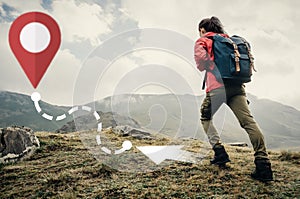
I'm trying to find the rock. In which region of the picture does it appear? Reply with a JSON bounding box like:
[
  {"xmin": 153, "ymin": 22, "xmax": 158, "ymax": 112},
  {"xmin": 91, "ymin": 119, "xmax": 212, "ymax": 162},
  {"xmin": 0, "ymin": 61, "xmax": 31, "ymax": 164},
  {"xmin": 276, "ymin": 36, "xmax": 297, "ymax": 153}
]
[
  {"xmin": 113, "ymin": 125, "xmax": 153, "ymax": 140},
  {"xmin": 0, "ymin": 126, "xmax": 40, "ymax": 163},
  {"xmin": 56, "ymin": 111, "xmax": 140, "ymax": 133},
  {"xmin": 228, "ymin": 142, "xmax": 248, "ymax": 147}
]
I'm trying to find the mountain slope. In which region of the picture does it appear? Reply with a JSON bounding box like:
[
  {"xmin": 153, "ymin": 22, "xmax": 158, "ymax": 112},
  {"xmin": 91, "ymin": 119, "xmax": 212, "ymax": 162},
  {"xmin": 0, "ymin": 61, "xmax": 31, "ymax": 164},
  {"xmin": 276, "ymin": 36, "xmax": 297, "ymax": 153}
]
[
  {"xmin": 1, "ymin": 91, "xmax": 299, "ymax": 150},
  {"xmin": 248, "ymin": 95, "xmax": 300, "ymax": 149},
  {"xmin": 0, "ymin": 91, "xmax": 72, "ymax": 131},
  {"xmin": 92, "ymin": 94, "xmax": 300, "ymax": 150},
  {"xmin": 56, "ymin": 111, "xmax": 140, "ymax": 133}
]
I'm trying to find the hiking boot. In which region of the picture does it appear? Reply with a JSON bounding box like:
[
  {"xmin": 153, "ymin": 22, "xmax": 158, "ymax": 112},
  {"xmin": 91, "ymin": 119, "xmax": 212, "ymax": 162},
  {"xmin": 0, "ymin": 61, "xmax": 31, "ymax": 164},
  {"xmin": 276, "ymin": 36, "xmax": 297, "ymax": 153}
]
[
  {"xmin": 251, "ymin": 159, "xmax": 273, "ymax": 182},
  {"xmin": 210, "ymin": 144, "xmax": 231, "ymax": 166}
]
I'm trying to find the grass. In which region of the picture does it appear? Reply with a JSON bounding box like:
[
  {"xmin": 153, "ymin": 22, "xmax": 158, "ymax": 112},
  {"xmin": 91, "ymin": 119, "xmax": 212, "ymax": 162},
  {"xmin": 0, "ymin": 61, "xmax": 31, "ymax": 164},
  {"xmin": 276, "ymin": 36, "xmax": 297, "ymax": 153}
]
[{"xmin": 0, "ymin": 130, "xmax": 299, "ymax": 198}]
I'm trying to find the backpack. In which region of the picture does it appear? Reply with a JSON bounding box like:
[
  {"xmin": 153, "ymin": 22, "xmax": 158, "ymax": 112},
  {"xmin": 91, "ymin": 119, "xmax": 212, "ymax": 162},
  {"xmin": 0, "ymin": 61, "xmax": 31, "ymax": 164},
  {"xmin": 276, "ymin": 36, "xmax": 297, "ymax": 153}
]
[{"xmin": 202, "ymin": 34, "xmax": 255, "ymax": 89}]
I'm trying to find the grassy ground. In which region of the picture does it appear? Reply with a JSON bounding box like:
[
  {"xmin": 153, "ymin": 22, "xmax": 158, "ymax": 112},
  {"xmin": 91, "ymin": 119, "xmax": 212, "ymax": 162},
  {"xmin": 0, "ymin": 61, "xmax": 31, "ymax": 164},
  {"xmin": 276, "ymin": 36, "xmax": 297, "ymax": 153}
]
[{"xmin": 0, "ymin": 130, "xmax": 299, "ymax": 198}]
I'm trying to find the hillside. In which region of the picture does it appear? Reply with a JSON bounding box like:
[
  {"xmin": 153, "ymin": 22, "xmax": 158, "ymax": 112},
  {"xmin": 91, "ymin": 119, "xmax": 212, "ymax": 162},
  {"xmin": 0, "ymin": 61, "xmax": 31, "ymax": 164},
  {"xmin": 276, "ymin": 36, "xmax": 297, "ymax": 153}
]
[
  {"xmin": 0, "ymin": 91, "xmax": 72, "ymax": 131},
  {"xmin": 56, "ymin": 111, "xmax": 140, "ymax": 133},
  {"xmin": 0, "ymin": 130, "xmax": 299, "ymax": 198},
  {"xmin": 1, "ymin": 91, "xmax": 300, "ymax": 150},
  {"xmin": 93, "ymin": 94, "xmax": 300, "ymax": 150}
]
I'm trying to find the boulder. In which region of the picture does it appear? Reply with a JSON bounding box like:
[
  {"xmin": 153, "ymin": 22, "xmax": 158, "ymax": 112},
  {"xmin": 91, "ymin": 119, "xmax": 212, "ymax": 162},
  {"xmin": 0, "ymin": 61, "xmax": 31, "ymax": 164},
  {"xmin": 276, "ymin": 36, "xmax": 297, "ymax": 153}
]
[
  {"xmin": 56, "ymin": 111, "xmax": 140, "ymax": 133},
  {"xmin": 0, "ymin": 126, "xmax": 40, "ymax": 163},
  {"xmin": 113, "ymin": 125, "xmax": 153, "ymax": 140}
]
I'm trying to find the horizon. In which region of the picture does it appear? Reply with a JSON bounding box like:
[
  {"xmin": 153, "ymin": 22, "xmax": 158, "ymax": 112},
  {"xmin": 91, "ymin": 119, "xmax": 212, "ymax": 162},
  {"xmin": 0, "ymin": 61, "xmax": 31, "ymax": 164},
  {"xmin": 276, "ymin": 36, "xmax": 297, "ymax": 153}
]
[
  {"xmin": 1, "ymin": 88, "xmax": 300, "ymax": 153},
  {"xmin": 1, "ymin": 89, "xmax": 299, "ymax": 113}
]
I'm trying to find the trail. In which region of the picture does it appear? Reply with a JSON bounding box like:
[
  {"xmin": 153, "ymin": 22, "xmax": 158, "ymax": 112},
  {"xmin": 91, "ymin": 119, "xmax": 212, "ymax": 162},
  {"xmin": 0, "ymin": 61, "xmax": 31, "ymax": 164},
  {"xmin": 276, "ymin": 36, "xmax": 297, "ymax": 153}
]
[{"xmin": 30, "ymin": 92, "xmax": 132, "ymax": 155}]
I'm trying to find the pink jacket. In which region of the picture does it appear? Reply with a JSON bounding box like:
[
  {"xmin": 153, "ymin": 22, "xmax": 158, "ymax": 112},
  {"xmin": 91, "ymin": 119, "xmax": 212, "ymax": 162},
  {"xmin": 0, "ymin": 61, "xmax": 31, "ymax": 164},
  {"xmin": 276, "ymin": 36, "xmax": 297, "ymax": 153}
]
[{"xmin": 194, "ymin": 32, "xmax": 229, "ymax": 92}]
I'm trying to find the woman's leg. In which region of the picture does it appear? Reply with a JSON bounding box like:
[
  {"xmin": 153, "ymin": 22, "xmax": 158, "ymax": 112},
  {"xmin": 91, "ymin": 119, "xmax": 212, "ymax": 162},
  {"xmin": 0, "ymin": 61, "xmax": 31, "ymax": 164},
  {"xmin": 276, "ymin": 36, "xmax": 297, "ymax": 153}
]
[
  {"xmin": 200, "ymin": 88, "xmax": 226, "ymax": 147},
  {"xmin": 227, "ymin": 94, "xmax": 268, "ymax": 160}
]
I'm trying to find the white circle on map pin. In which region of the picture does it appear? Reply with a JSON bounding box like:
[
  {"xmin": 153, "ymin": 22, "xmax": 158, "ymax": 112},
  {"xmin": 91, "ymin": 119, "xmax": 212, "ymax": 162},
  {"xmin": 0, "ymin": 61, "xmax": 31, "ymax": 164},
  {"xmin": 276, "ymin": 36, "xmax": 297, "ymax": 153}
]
[{"xmin": 20, "ymin": 22, "xmax": 51, "ymax": 53}]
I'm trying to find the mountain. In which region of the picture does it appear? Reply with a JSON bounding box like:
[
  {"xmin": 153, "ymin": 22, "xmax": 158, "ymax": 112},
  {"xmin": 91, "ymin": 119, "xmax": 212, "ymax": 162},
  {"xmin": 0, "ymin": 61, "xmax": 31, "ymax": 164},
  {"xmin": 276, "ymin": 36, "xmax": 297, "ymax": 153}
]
[
  {"xmin": 244, "ymin": 94, "xmax": 300, "ymax": 150},
  {"xmin": 0, "ymin": 91, "xmax": 72, "ymax": 131},
  {"xmin": 91, "ymin": 93, "xmax": 300, "ymax": 150},
  {"xmin": 1, "ymin": 91, "xmax": 299, "ymax": 150}
]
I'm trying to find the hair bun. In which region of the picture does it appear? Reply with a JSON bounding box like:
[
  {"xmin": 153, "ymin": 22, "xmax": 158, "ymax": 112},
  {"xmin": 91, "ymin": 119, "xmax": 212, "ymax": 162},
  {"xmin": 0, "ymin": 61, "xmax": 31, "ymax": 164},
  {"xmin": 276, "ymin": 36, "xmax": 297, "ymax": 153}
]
[
  {"xmin": 210, "ymin": 16, "xmax": 218, "ymax": 22},
  {"xmin": 198, "ymin": 16, "xmax": 225, "ymax": 34}
]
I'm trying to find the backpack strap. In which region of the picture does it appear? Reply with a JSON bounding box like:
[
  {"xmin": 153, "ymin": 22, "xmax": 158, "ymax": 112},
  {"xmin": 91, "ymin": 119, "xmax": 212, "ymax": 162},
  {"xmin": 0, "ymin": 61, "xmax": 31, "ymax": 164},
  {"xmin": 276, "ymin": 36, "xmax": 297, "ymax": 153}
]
[
  {"xmin": 227, "ymin": 37, "xmax": 241, "ymax": 73},
  {"xmin": 239, "ymin": 37, "xmax": 256, "ymax": 72},
  {"xmin": 202, "ymin": 71, "xmax": 207, "ymax": 90},
  {"xmin": 200, "ymin": 37, "xmax": 212, "ymax": 90}
]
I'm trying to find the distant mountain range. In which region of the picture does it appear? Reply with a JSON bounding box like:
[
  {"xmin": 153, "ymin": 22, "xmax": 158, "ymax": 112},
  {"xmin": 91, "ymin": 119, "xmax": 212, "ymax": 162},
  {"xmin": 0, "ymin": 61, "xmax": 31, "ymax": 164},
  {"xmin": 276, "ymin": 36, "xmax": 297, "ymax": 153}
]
[
  {"xmin": 0, "ymin": 91, "xmax": 71, "ymax": 131},
  {"xmin": 0, "ymin": 91, "xmax": 299, "ymax": 150}
]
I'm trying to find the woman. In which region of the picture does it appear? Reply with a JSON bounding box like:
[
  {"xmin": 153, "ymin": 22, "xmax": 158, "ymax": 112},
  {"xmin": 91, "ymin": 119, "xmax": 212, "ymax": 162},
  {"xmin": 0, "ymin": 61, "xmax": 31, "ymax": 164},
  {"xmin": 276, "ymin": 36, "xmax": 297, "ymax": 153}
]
[{"xmin": 194, "ymin": 16, "xmax": 273, "ymax": 182}]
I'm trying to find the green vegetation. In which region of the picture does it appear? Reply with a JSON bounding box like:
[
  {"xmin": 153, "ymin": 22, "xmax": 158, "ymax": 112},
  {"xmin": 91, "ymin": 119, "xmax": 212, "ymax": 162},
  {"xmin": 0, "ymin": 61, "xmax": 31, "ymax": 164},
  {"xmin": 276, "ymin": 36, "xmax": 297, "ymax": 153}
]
[
  {"xmin": 0, "ymin": 91, "xmax": 71, "ymax": 131},
  {"xmin": 0, "ymin": 130, "xmax": 299, "ymax": 198}
]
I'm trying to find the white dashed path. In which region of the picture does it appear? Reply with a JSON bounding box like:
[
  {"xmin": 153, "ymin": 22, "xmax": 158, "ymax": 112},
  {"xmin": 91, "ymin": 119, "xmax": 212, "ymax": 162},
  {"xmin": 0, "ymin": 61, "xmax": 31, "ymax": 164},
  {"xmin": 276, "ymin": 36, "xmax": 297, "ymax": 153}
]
[{"xmin": 31, "ymin": 92, "xmax": 132, "ymax": 155}]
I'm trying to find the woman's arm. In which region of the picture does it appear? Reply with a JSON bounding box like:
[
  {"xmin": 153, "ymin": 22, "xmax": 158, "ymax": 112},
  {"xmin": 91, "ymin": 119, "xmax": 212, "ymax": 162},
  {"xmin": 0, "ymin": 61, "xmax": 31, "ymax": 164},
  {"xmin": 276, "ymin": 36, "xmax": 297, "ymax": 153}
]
[{"xmin": 194, "ymin": 37, "xmax": 213, "ymax": 71}]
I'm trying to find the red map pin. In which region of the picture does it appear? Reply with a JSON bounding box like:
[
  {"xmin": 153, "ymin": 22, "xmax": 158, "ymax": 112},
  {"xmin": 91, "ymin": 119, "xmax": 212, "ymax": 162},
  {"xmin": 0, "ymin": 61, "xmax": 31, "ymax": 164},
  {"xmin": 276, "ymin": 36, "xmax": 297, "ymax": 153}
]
[{"xmin": 9, "ymin": 12, "xmax": 61, "ymax": 88}]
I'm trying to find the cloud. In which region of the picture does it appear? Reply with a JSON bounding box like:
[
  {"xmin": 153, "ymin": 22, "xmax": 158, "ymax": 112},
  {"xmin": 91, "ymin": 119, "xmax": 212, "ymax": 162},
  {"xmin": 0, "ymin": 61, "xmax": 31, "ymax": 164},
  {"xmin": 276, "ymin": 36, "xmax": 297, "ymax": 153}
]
[
  {"xmin": 0, "ymin": 22, "xmax": 30, "ymax": 92},
  {"xmin": 0, "ymin": 1, "xmax": 85, "ymax": 105},
  {"xmin": 0, "ymin": 1, "xmax": 45, "ymax": 14},
  {"xmin": 0, "ymin": 0, "xmax": 299, "ymax": 110},
  {"xmin": 0, "ymin": 2, "xmax": 18, "ymax": 22},
  {"xmin": 0, "ymin": 19, "xmax": 81, "ymax": 105},
  {"xmin": 0, "ymin": 0, "xmax": 140, "ymax": 105},
  {"xmin": 51, "ymin": 0, "xmax": 113, "ymax": 46},
  {"xmin": 41, "ymin": 0, "xmax": 53, "ymax": 11},
  {"xmin": 121, "ymin": 0, "xmax": 300, "ymax": 110},
  {"xmin": 121, "ymin": 0, "xmax": 209, "ymax": 37},
  {"xmin": 37, "ymin": 49, "xmax": 81, "ymax": 105}
]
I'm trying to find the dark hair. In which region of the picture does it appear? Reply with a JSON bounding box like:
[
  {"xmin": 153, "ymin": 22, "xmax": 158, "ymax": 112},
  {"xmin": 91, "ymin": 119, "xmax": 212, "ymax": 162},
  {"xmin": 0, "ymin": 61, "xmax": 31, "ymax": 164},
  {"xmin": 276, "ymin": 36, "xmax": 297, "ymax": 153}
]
[{"xmin": 198, "ymin": 16, "xmax": 225, "ymax": 34}]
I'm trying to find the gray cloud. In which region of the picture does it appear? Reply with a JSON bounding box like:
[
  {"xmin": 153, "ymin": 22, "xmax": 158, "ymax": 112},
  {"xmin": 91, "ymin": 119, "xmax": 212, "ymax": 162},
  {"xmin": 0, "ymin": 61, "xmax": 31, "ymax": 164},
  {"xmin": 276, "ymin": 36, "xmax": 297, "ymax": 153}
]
[
  {"xmin": 0, "ymin": 2, "xmax": 18, "ymax": 22},
  {"xmin": 0, "ymin": 0, "xmax": 139, "ymax": 106}
]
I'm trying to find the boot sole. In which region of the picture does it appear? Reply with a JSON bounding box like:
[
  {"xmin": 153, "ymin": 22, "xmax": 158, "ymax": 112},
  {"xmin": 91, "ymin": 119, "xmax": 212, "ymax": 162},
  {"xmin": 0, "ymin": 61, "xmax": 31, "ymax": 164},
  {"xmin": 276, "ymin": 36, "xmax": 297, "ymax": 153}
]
[
  {"xmin": 251, "ymin": 175, "xmax": 273, "ymax": 182},
  {"xmin": 250, "ymin": 175, "xmax": 274, "ymax": 182}
]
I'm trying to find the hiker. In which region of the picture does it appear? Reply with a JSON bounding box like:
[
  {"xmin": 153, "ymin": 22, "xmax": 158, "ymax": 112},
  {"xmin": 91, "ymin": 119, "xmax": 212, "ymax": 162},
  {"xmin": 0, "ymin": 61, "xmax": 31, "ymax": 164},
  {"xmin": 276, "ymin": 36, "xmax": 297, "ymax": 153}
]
[{"xmin": 194, "ymin": 16, "xmax": 273, "ymax": 182}]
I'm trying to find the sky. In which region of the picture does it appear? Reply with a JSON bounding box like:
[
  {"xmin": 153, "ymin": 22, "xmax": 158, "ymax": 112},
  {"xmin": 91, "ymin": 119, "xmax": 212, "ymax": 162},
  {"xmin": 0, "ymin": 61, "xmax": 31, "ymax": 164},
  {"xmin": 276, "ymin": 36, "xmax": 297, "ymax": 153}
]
[{"xmin": 0, "ymin": 0, "xmax": 300, "ymax": 110}]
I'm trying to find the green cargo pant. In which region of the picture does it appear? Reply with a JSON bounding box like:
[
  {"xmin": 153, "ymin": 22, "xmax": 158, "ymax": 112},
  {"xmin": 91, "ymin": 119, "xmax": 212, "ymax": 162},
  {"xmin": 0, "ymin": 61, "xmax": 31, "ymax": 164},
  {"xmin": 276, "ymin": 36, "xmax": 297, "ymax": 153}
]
[{"xmin": 200, "ymin": 83, "xmax": 269, "ymax": 160}]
